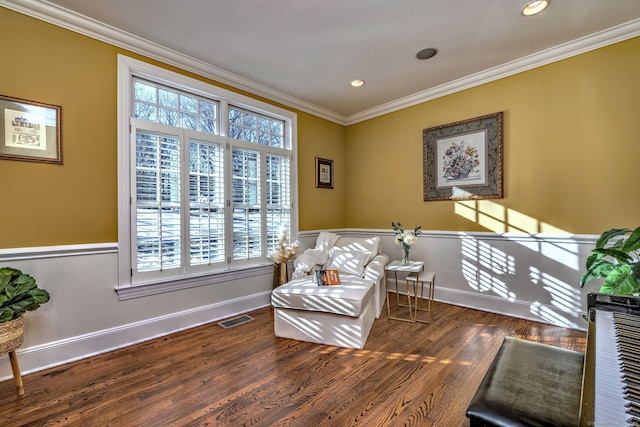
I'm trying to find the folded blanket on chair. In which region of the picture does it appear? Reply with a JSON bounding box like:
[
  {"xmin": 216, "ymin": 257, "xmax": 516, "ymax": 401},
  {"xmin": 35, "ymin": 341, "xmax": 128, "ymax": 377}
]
[{"xmin": 291, "ymin": 231, "xmax": 340, "ymax": 279}]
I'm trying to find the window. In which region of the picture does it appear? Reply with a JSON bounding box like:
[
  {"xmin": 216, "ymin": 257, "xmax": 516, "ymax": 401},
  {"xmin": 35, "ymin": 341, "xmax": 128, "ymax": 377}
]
[{"xmin": 117, "ymin": 56, "xmax": 297, "ymax": 295}]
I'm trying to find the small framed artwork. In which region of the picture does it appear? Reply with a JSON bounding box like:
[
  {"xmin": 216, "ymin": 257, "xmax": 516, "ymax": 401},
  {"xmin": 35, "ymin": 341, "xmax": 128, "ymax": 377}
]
[
  {"xmin": 423, "ymin": 112, "xmax": 503, "ymax": 201},
  {"xmin": 0, "ymin": 95, "xmax": 62, "ymax": 164},
  {"xmin": 315, "ymin": 157, "xmax": 334, "ymax": 189}
]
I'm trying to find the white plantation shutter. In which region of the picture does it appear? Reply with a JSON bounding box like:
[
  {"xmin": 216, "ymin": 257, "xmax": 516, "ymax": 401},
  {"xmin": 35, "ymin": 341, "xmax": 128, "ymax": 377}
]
[
  {"xmin": 188, "ymin": 139, "xmax": 225, "ymax": 266},
  {"xmin": 266, "ymin": 154, "xmax": 291, "ymax": 254},
  {"xmin": 119, "ymin": 59, "xmax": 297, "ymax": 291},
  {"xmin": 232, "ymin": 148, "xmax": 262, "ymax": 260},
  {"xmin": 132, "ymin": 119, "xmax": 227, "ymax": 282},
  {"xmin": 134, "ymin": 127, "xmax": 181, "ymax": 274}
]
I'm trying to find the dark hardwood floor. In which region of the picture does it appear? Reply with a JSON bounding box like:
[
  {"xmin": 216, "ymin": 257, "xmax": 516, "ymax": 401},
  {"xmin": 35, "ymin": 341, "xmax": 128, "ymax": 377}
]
[{"xmin": 0, "ymin": 300, "xmax": 586, "ymax": 426}]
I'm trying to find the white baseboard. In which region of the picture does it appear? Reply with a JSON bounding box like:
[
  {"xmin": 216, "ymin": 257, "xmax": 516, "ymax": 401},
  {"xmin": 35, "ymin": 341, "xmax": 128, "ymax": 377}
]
[
  {"xmin": 386, "ymin": 280, "xmax": 587, "ymax": 331},
  {"xmin": 432, "ymin": 287, "xmax": 586, "ymax": 331},
  {"xmin": 0, "ymin": 291, "xmax": 272, "ymax": 382}
]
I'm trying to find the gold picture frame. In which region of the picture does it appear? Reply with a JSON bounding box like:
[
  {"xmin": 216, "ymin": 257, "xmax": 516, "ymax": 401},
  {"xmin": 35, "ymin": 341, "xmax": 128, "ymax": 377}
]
[
  {"xmin": 423, "ymin": 112, "xmax": 503, "ymax": 201},
  {"xmin": 0, "ymin": 95, "xmax": 62, "ymax": 164}
]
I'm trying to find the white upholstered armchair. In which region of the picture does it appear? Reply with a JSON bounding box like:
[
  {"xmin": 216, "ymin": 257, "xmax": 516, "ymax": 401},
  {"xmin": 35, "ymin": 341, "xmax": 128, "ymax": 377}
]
[{"xmin": 271, "ymin": 233, "xmax": 389, "ymax": 349}]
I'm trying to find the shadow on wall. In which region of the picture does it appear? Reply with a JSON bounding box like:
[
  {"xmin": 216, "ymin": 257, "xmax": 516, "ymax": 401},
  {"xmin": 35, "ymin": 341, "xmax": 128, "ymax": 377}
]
[{"xmin": 455, "ymin": 199, "xmax": 585, "ymax": 328}]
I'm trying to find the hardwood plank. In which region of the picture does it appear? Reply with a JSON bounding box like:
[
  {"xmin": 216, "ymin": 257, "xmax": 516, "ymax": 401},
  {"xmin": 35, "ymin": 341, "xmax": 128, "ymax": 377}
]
[{"xmin": 0, "ymin": 301, "xmax": 586, "ymax": 426}]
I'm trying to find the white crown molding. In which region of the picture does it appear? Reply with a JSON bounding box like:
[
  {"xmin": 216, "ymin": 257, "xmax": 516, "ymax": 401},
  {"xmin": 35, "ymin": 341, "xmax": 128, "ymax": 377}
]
[
  {"xmin": 0, "ymin": 0, "xmax": 345, "ymax": 125},
  {"xmin": 345, "ymin": 18, "xmax": 640, "ymax": 125},
  {"xmin": 3, "ymin": 1, "xmax": 639, "ymax": 127}
]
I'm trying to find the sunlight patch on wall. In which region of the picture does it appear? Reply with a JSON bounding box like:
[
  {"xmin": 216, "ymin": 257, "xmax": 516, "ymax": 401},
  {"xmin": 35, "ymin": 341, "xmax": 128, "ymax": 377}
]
[
  {"xmin": 456, "ymin": 202, "xmax": 584, "ymax": 326},
  {"xmin": 461, "ymin": 237, "xmax": 516, "ymax": 302},
  {"xmin": 477, "ymin": 200, "xmax": 506, "ymax": 233},
  {"xmin": 506, "ymin": 209, "xmax": 538, "ymax": 234},
  {"xmin": 481, "ymin": 270, "xmax": 516, "ymax": 301},
  {"xmin": 539, "ymin": 222, "xmax": 567, "ymax": 235},
  {"xmin": 462, "ymin": 259, "xmax": 480, "ymax": 289},
  {"xmin": 529, "ymin": 267, "xmax": 582, "ymax": 314},
  {"xmin": 529, "ymin": 301, "xmax": 574, "ymax": 328},
  {"xmin": 540, "ymin": 240, "xmax": 579, "ymax": 270},
  {"xmin": 456, "ymin": 201, "xmax": 580, "ymax": 271},
  {"xmin": 455, "ymin": 201, "xmax": 477, "ymax": 222},
  {"xmin": 462, "ymin": 235, "xmax": 515, "ymax": 276}
]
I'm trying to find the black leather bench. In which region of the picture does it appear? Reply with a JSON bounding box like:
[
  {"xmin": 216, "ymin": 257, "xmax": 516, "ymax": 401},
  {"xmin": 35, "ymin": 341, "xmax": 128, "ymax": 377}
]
[{"xmin": 466, "ymin": 337, "xmax": 584, "ymax": 427}]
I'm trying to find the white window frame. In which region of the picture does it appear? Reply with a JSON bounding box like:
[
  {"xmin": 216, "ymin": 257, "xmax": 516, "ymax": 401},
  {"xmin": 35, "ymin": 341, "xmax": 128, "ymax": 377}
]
[{"xmin": 116, "ymin": 55, "xmax": 298, "ymax": 299}]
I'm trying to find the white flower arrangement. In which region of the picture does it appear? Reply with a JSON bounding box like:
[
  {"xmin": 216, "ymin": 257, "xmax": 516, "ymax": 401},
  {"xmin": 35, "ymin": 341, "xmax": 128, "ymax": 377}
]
[
  {"xmin": 269, "ymin": 227, "xmax": 302, "ymax": 264},
  {"xmin": 392, "ymin": 222, "xmax": 422, "ymax": 264},
  {"xmin": 392, "ymin": 222, "xmax": 421, "ymax": 246}
]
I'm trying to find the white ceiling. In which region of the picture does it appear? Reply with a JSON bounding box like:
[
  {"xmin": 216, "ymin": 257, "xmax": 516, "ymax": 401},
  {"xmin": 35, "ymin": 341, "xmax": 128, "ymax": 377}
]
[{"xmin": 5, "ymin": 0, "xmax": 640, "ymax": 121}]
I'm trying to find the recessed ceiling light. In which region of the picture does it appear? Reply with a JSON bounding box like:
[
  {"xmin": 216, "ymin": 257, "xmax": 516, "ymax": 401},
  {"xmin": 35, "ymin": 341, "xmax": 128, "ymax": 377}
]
[
  {"xmin": 416, "ymin": 48, "xmax": 438, "ymax": 60},
  {"xmin": 521, "ymin": 0, "xmax": 550, "ymax": 16},
  {"xmin": 350, "ymin": 80, "xmax": 365, "ymax": 88}
]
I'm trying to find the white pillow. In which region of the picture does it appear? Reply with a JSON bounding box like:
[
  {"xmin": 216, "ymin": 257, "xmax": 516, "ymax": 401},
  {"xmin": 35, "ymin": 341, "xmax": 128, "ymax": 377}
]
[
  {"xmin": 324, "ymin": 247, "xmax": 370, "ymax": 277},
  {"xmin": 334, "ymin": 236, "xmax": 380, "ymax": 264}
]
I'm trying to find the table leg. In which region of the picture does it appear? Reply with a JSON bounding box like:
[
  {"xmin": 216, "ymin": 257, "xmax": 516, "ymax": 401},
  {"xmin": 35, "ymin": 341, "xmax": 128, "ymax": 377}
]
[
  {"xmin": 394, "ymin": 271, "xmax": 401, "ymax": 308},
  {"xmin": 386, "ymin": 270, "xmax": 391, "ymax": 319},
  {"xmin": 387, "ymin": 270, "xmax": 414, "ymax": 322},
  {"xmin": 414, "ymin": 278, "xmax": 434, "ymax": 324},
  {"xmin": 8, "ymin": 350, "xmax": 24, "ymax": 396},
  {"xmin": 429, "ymin": 277, "xmax": 435, "ymax": 312}
]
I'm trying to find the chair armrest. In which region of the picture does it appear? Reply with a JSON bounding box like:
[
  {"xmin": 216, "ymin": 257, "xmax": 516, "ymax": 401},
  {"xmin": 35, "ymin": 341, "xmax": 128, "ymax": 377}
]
[{"xmin": 364, "ymin": 254, "xmax": 390, "ymax": 282}]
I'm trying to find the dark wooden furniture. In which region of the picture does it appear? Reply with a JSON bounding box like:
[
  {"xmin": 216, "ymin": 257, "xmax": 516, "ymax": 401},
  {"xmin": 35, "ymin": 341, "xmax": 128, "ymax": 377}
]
[
  {"xmin": 467, "ymin": 293, "xmax": 640, "ymax": 426},
  {"xmin": 465, "ymin": 337, "xmax": 584, "ymax": 426}
]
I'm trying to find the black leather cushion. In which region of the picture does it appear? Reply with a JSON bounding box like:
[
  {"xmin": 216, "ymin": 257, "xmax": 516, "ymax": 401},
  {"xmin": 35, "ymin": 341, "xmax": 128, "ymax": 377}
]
[{"xmin": 466, "ymin": 337, "xmax": 583, "ymax": 427}]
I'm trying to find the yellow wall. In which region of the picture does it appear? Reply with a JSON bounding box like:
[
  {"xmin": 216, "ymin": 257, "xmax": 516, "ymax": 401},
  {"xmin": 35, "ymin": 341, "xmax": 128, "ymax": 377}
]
[
  {"xmin": 0, "ymin": 8, "xmax": 345, "ymax": 248},
  {"xmin": 1, "ymin": 7, "xmax": 638, "ymax": 249},
  {"xmin": 297, "ymin": 114, "xmax": 346, "ymax": 230},
  {"xmin": 346, "ymin": 37, "xmax": 640, "ymax": 235},
  {"xmin": 1, "ymin": 10, "xmax": 119, "ymax": 248}
]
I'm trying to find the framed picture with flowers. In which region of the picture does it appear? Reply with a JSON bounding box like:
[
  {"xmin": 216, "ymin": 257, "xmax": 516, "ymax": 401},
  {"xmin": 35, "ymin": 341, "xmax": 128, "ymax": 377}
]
[{"xmin": 423, "ymin": 112, "xmax": 503, "ymax": 201}]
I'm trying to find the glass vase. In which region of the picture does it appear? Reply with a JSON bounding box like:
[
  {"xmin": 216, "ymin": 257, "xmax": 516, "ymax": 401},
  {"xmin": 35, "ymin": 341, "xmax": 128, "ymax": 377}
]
[{"xmin": 402, "ymin": 245, "xmax": 410, "ymax": 265}]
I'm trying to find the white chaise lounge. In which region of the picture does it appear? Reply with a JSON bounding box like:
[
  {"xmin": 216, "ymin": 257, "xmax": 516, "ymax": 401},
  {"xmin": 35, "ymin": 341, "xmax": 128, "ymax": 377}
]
[{"xmin": 271, "ymin": 233, "xmax": 389, "ymax": 349}]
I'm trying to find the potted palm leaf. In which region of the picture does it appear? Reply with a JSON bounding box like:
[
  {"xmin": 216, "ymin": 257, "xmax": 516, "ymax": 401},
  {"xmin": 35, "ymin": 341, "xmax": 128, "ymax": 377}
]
[{"xmin": 580, "ymin": 227, "xmax": 640, "ymax": 295}]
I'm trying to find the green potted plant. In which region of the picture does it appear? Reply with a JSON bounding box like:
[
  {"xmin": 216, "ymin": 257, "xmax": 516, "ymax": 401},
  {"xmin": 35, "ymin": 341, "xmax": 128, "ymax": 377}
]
[
  {"xmin": 0, "ymin": 267, "xmax": 50, "ymax": 323},
  {"xmin": 580, "ymin": 226, "xmax": 640, "ymax": 295},
  {"xmin": 0, "ymin": 267, "xmax": 50, "ymax": 395},
  {"xmin": 0, "ymin": 267, "xmax": 51, "ymax": 354}
]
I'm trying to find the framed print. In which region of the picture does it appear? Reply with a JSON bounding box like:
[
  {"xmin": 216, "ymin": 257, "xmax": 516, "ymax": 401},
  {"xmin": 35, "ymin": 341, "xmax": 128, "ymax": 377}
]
[
  {"xmin": 315, "ymin": 157, "xmax": 333, "ymax": 189},
  {"xmin": 0, "ymin": 95, "xmax": 62, "ymax": 164},
  {"xmin": 423, "ymin": 112, "xmax": 503, "ymax": 201}
]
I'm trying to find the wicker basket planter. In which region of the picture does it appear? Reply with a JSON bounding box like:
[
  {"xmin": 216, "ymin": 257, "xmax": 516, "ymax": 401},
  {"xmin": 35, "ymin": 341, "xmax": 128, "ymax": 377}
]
[
  {"xmin": 0, "ymin": 316, "xmax": 24, "ymax": 355},
  {"xmin": 0, "ymin": 268, "xmax": 50, "ymax": 396},
  {"xmin": 0, "ymin": 316, "xmax": 25, "ymax": 396}
]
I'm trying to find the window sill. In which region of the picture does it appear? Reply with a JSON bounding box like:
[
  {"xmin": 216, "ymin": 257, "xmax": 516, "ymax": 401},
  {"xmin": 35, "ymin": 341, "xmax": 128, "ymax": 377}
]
[{"xmin": 115, "ymin": 263, "xmax": 274, "ymax": 301}]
